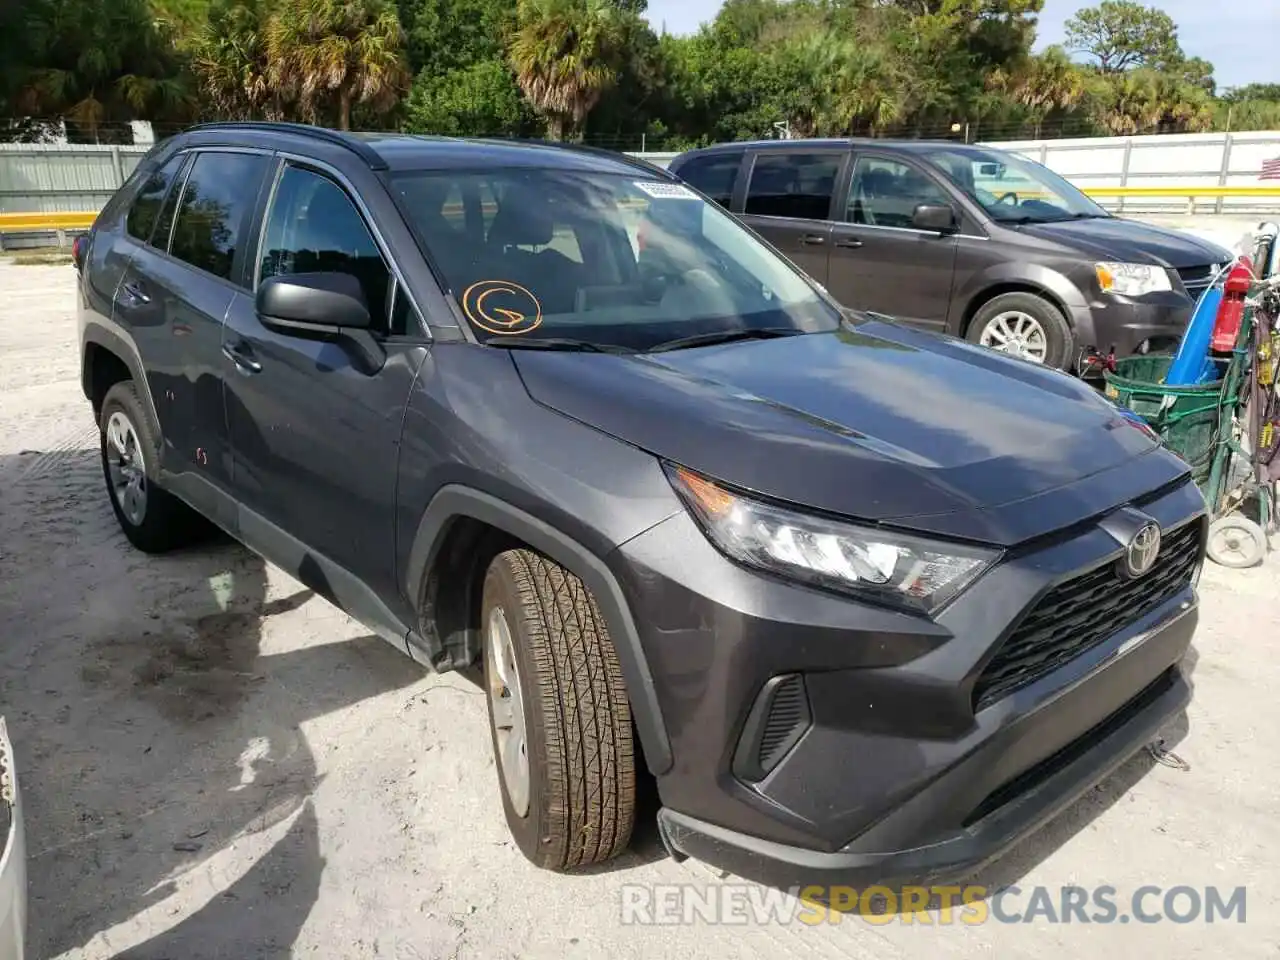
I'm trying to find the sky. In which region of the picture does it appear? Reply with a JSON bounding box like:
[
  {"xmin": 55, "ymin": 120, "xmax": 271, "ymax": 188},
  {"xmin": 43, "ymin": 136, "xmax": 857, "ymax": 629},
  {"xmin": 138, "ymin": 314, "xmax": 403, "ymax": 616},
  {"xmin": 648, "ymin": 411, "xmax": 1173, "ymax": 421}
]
[{"xmin": 642, "ymin": 0, "xmax": 1280, "ymax": 91}]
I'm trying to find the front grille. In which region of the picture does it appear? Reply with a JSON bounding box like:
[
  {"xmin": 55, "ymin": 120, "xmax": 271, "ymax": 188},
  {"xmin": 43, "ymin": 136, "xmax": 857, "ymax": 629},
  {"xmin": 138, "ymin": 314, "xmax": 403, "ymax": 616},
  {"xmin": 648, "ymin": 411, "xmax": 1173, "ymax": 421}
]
[
  {"xmin": 972, "ymin": 519, "xmax": 1203, "ymax": 711},
  {"xmin": 1177, "ymin": 263, "xmax": 1228, "ymax": 301}
]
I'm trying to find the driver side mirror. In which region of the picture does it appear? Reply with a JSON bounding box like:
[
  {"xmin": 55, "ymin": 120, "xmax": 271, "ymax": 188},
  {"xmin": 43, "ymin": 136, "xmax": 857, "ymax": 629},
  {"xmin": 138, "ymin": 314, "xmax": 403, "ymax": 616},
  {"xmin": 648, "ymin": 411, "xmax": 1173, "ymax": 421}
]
[
  {"xmin": 912, "ymin": 203, "xmax": 957, "ymax": 234},
  {"xmin": 255, "ymin": 272, "xmax": 385, "ymax": 372}
]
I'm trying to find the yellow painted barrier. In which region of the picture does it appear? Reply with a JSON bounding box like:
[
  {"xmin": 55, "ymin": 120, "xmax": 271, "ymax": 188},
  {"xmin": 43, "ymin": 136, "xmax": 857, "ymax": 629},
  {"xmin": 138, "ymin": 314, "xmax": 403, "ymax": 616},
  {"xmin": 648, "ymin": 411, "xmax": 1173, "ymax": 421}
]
[
  {"xmin": 0, "ymin": 211, "xmax": 97, "ymax": 233},
  {"xmin": 1081, "ymin": 185, "xmax": 1280, "ymax": 198}
]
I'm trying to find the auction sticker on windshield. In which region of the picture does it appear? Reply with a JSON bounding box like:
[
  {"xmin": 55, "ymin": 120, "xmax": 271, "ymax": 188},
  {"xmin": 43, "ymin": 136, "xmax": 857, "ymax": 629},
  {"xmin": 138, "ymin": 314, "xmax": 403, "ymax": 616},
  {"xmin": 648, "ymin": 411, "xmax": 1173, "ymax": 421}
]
[{"xmin": 634, "ymin": 181, "xmax": 699, "ymax": 200}]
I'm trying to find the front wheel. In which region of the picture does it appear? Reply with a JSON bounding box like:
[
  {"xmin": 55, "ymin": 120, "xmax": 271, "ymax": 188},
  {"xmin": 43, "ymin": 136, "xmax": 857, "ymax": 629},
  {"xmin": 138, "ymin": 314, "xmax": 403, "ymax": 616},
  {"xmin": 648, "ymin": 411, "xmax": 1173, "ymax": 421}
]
[
  {"xmin": 481, "ymin": 548, "xmax": 636, "ymax": 870},
  {"xmin": 966, "ymin": 292, "xmax": 1073, "ymax": 369}
]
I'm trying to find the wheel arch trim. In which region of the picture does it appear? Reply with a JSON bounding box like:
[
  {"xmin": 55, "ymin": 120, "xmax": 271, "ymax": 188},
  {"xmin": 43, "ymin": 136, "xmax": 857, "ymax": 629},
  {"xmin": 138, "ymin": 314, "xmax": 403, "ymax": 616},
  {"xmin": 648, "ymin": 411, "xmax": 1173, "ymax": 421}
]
[
  {"xmin": 405, "ymin": 485, "xmax": 674, "ymax": 775},
  {"xmin": 81, "ymin": 321, "xmax": 161, "ymax": 430}
]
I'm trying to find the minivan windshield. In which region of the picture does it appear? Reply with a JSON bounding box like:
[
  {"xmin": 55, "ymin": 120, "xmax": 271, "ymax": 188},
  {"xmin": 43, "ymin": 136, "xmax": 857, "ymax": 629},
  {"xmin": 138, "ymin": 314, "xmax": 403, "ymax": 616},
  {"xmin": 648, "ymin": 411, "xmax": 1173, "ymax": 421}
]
[
  {"xmin": 921, "ymin": 146, "xmax": 1111, "ymax": 224},
  {"xmin": 392, "ymin": 169, "xmax": 840, "ymax": 350}
]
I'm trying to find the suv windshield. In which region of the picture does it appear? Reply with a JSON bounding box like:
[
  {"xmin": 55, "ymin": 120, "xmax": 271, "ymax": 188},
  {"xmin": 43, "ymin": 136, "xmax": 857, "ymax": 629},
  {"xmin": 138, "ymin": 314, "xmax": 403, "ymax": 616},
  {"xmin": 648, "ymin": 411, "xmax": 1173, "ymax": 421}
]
[
  {"xmin": 921, "ymin": 147, "xmax": 1111, "ymax": 224},
  {"xmin": 392, "ymin": 169, "xmax": 840, "ymax": 350}
]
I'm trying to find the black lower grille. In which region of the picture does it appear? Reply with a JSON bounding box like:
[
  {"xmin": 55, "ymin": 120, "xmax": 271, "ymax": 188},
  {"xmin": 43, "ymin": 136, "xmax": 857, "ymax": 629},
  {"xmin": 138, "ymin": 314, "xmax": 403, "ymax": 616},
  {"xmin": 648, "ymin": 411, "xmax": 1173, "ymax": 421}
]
[{"xmin": 973, "ymin": 519, "xmax": 1203, "ymax": 711}]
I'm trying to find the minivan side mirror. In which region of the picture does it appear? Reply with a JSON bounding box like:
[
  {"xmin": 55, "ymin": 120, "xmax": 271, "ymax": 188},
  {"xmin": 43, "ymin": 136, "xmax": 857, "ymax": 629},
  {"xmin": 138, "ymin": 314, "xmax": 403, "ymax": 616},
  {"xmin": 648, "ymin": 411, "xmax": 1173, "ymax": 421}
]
[
  {"xmin": 913, "ymin": 203, "xmax": 958, "ymax": 233},
  {"xmin": 255, "ymin": 272, "xmax": 385, "ymax": 372}
]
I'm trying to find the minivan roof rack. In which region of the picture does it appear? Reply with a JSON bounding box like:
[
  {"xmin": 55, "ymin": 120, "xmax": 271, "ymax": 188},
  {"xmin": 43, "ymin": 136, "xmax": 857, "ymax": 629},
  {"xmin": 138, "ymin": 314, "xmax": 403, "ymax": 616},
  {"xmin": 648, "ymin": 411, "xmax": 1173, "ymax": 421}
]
[{"xmin": 183, "ymin": 121, "xmax": 389, "ymax": 170}]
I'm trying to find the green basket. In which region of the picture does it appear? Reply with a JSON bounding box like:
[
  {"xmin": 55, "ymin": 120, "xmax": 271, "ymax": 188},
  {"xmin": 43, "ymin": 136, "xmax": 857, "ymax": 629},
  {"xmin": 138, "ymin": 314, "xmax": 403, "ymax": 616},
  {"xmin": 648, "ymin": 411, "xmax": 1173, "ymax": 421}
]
[{"xmin": 1103, "ymin": 354, "xmax": 1229, "ymax": 484}]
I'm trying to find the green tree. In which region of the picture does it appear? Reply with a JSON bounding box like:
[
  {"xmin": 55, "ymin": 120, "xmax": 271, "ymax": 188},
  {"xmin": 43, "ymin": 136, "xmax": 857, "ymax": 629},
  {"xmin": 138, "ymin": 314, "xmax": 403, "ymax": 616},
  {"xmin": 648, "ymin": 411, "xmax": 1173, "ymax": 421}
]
[
  {"xmin": 987, "ymin": 45, "xmax": 1086, "ymax": 136},
  {"xmin": 1065, "ymin": 0, "xmax": 1180, "ymax": 73},
  {"xmin": 193, "ymin": 0, "xmax": 276, "ymax": 120},
  {"xmin": 404, "ymin": 59, "xmax": 526, "ymax": 136},
  {"xmin": 265, "ymin": 0, "xmax": 410, "ymax": 130},
  {"xmin": 397, "ymin": 0, "xmax": 515, "ymax": 78},
  {"xmin": 508, "ymin": 0, "xmax": 628, "ymax": 140}
]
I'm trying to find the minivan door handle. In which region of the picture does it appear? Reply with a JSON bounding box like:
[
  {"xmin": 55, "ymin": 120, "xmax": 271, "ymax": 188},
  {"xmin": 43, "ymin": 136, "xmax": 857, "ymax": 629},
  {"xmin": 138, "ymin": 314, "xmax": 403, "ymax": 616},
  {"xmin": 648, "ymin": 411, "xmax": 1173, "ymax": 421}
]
[
  {"xmin": 799, "ymin": 234, "xmax": 826, "ymax": 246},
  {"xmin": 221, "ymin": 341, "xmax": 263, "ymax": 375},
  {"xmin": 834, "ymin": 237, "xmax": 864, "ymax": 249}
]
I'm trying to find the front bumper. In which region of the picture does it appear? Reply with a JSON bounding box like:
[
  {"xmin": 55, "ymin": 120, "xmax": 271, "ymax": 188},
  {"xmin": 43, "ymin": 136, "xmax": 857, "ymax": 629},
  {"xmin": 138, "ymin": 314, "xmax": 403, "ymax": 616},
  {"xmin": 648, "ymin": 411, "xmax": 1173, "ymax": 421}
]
[
  {"xmin": 612, "ymin": 476, "xmax": 1204, "ymax": 886},
  {"xmin": 0, "ymin": 719, "xmax": 25, "ymax": 959},
  {"xmin": 1069, "ymin": 290, "xmax": 1193, "ymax": 359}
]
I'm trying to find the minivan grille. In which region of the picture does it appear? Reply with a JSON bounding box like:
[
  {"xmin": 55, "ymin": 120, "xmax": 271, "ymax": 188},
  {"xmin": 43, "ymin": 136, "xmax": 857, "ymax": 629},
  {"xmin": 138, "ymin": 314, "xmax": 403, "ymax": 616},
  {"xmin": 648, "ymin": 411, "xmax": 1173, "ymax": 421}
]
[
  {"xmin": 972, "ymin": 519, "xmax": 1203, "ymax": 711},
  {"xmin": 1177, "ymin": 263, "xmax": 1228, "ymax": 301}
]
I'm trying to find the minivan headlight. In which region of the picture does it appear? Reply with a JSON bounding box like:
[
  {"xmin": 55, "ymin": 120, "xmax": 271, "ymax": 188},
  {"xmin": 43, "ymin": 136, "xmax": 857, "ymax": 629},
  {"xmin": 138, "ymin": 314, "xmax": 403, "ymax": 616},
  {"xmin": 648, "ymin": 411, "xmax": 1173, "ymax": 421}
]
[
  {"xmin": 666, "ymin": 465, "xmax": 999, "ymax": 615},
  {"xmin": 1095, "ymin": 262, "xmax": 1172, "ymax": 297}
]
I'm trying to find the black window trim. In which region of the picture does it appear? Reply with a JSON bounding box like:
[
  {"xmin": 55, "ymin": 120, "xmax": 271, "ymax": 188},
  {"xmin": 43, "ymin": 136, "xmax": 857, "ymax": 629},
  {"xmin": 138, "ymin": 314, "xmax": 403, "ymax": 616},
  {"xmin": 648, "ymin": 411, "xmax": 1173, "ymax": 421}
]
[
  {"xmin": 740, "ymin": 148, "xmax": 851, "ymax": 223},
  {"xmin": 259, "ymin": 152, "xmax": 429, "ymax": 341},
  {"xmin": 844, "ymin": 149, "xmax": 990, "ymax": 240},
  {"xmin": 157, "ymin": 145, "xmax": 277, "ymax": 293}
]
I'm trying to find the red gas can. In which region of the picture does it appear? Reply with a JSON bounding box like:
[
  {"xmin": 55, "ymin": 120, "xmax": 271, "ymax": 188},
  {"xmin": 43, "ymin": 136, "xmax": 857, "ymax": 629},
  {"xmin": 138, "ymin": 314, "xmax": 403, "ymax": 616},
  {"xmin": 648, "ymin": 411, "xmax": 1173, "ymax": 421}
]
[{"xmin": 1210, "ymin": 259, "xmax": 1254, "ymax": 353}]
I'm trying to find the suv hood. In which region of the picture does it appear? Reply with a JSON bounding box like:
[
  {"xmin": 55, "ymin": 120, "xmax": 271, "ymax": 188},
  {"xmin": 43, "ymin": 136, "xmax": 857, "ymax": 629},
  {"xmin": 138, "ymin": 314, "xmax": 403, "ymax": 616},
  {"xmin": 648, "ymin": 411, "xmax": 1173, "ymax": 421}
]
[
  {"xmin": 512, "ymin": 321, "xmax": 1189, "ymax": 546},
  {"xmin": 1017, "ymin": 216, "xmax": 1232, "ymax": 268}
]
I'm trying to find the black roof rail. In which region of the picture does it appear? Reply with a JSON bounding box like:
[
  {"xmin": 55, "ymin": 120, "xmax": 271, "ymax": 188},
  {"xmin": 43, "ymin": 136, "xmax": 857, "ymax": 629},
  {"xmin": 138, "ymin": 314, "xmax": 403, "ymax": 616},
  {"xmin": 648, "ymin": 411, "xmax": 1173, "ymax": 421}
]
[
  {"xmin": 486, "ymin": 137, "xmax": 680, "ymax": 179},
  {"xmin": 183, "ymin": 121, "xmax": 389, "ymax": 170}
]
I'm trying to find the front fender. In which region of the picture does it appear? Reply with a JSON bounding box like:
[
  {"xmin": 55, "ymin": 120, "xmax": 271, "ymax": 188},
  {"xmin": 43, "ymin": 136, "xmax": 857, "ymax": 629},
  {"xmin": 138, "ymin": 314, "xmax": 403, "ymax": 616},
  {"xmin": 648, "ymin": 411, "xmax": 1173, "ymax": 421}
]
[
  {"xmin": 956, "ymin": 262, "xmax": 1091, "ymax": 334},
  {"xmin": 406, "ymin": 485, "xmax": 674, "ymax": 775}
]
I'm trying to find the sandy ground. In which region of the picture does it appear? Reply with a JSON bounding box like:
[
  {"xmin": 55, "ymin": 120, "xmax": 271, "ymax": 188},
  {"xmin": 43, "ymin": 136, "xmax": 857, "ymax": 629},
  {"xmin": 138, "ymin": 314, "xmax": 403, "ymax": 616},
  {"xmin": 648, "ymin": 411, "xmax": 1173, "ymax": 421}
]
[{"xmin": 1, "ymin": 260, "xmax": 1278, "ymax": 959}]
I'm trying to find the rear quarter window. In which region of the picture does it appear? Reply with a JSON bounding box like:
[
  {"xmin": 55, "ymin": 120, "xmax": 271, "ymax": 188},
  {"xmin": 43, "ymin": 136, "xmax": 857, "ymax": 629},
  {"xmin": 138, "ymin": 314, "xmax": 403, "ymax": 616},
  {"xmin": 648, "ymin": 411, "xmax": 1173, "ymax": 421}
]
[
  {"xmin": 125, "ymin": 154, "xmax": 187, "ymax": 244},
  {"xmin": 673, "ymin": 153, "xmax": 742, "ymax": 209}
]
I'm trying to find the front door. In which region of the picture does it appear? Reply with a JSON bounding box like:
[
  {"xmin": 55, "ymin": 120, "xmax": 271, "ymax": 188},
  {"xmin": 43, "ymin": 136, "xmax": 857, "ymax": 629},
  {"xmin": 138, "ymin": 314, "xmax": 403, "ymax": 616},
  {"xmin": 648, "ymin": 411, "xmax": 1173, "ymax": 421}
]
[
  {"xmin": 222, "ymin": 160, "xmax": 425, "ymax": 637},
  {"xmin": 738, "ymin": 150, "xmax": 846, "ymax": 286},
  {"xmin": 827, "ymin": 154, "xmax": 960, "ymax": 331}
]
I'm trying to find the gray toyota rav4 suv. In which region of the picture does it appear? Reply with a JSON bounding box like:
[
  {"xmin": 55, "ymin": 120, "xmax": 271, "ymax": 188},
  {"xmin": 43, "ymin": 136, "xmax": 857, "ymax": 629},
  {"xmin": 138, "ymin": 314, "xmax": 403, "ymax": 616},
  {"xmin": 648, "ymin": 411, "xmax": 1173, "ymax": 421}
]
[
  {"xmin": 669, "ymin": 139, "xmax": 1233, "ymax": 371},
  {"xmin": 77, "ymin": 122, "xmax": 1204, "ymax": 889}
]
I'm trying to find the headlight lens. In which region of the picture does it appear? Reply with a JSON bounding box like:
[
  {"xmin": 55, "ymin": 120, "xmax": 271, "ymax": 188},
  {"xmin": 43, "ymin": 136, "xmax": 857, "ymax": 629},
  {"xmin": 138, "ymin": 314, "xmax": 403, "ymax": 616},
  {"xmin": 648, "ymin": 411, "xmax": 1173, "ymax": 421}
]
[
  {"xmin": 1095, "ymin": 262, "xmax": 1172, "ymax": 297},
  {"xmin": 666, "ymin": 465, "xmax": 999, "ymax": 615}
]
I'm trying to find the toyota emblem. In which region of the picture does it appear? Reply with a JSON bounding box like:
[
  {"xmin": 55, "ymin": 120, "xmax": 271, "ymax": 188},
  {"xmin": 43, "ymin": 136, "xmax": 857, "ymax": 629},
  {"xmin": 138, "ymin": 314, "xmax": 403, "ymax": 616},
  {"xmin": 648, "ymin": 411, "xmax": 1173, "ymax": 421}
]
[{"xmin": 1123, "ymin": 522, "xmax": 1162, "ymax": 578}]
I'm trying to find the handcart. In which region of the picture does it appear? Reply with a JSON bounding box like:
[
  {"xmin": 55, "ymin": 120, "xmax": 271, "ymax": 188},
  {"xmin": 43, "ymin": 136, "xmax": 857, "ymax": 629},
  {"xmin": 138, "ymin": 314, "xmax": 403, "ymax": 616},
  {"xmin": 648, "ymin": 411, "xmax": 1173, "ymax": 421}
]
[{"xmin": 1104, "ymin": 270, "xmax": 1280, "ymax": 568}]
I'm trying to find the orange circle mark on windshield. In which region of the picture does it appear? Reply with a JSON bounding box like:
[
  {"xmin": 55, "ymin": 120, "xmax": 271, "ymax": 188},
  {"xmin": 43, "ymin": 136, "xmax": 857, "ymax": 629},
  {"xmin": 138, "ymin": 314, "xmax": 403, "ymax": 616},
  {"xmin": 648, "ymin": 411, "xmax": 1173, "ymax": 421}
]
[{"xmin": 461, "ymin": 280, "xmax": 543, "ymax": 336}]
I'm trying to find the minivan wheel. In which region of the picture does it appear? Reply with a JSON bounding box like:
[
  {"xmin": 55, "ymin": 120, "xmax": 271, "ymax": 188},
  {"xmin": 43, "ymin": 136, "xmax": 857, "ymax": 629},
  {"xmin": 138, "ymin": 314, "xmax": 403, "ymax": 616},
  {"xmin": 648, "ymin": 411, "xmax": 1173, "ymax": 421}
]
[
  {"xmin": 481, "ymin": 548, "xmax": 636, "ymax": 870},
  {"xmin": 967, "ymin": 292, "xmax": 1072, "ymax": 369},
  {"xmin": 99, "ymin": 382, "xmax": 203, "ymax": 553}
]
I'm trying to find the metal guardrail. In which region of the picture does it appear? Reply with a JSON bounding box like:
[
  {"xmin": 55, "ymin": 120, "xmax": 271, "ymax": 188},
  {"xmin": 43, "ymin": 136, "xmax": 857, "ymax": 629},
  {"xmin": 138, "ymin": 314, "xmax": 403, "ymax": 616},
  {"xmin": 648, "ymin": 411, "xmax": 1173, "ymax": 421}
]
[{"xmin": 2, "ymin": 184, "xmax": 1279, "ymax": 247}]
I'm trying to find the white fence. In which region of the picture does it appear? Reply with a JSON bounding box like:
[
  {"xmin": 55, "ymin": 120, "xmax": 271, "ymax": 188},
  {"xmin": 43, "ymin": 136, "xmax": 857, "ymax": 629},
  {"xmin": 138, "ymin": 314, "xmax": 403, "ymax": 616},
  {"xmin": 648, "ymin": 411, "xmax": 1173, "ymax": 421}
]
[{"xmin": 2, "ymin": 130, "xmax": 1278, "ymax": 220}]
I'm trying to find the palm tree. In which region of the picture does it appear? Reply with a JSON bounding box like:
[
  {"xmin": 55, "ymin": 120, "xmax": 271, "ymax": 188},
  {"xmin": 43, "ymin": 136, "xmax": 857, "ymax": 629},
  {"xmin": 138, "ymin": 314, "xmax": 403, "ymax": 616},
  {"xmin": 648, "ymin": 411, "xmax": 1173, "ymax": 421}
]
[
  {"xmin": 988, "ymin": 46, "xmax": 1085, "ymax": 138},
  {"xmin": 508, "ymin": 0, "xmax": 627, "ymax": 141},
  {"xmin": 265, "ymin": 0, "xmax": 409, "ymax": 130},
  {"xmin": 193, "ymin": 0, "xmax": 277, "ymax": 120}
]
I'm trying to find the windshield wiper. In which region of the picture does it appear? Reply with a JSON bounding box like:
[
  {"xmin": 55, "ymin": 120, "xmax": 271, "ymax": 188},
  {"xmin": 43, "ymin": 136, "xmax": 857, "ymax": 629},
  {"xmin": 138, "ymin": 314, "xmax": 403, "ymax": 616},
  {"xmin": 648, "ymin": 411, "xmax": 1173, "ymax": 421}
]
[
  {"xmin": 483, "ymin": 336, "xmax": 629, "ymax": 354},
  {"xmin": 646, "ymin": 327, "xmax": 803, "ymax": 353}
]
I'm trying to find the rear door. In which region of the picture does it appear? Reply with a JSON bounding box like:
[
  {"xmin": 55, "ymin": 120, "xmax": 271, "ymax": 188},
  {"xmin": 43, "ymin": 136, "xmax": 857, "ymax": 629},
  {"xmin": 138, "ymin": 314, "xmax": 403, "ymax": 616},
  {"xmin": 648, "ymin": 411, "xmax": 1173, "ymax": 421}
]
[
  {"xmin": 738, "ymin": 149, "xmax": 846, "ymax": 285},
  {"xmin": 115, "ymin": 148, "xmax": 273, "ymax": 526},
  {"xmin": 827, "ymin": 152, "xmax": 960, "ymax": 331}
]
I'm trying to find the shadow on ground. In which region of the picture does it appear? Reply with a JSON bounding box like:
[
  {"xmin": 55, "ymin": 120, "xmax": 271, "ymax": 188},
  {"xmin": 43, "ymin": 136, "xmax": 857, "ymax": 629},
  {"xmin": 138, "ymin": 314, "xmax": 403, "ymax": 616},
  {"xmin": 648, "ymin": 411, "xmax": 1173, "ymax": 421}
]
[{"xmin": 0, "ymin": 451, "xmax": 425, "ymax": 957}]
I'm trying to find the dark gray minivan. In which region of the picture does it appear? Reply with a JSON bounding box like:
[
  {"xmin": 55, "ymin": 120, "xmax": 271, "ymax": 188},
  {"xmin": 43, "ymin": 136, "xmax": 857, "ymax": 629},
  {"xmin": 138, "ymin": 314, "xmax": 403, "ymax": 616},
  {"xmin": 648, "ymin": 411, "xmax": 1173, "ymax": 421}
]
[{"xmin": 669, "ymin": 139, "xmax": 1233, "ymax": 370}]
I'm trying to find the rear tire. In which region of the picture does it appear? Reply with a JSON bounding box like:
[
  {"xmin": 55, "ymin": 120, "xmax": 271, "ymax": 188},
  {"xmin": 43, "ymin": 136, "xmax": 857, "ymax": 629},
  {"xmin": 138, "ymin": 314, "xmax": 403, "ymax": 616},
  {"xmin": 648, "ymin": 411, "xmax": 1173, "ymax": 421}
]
[
  {"xmin": 966, "ymin": 292, "xmax": 1073, "ymax": 369},
  {"xmin": 99, "ymin": 381, "xmax": 204, "ymax": 553},
  {"xmin": 481, "ymin": 548, "xmax": 636, "ymax": 870}
]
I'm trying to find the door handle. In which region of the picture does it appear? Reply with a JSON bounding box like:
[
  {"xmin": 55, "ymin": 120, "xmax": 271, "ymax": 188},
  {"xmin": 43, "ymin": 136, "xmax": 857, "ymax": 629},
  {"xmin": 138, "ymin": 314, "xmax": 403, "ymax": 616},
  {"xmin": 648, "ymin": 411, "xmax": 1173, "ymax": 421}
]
[
  {"xmin": 800, "ymin": 234, "xmax": 826, "ymax": 246},
  {"xmin": 120, "ymin": 280, "xmax": 150, "ymax": 304},
  {"xmin": 221, "ymin": 341, "xmax": 263, "ymax": 375},
  {"xmin": 835, "ymin": 238, "xmax": 864, "ymax": 249}
]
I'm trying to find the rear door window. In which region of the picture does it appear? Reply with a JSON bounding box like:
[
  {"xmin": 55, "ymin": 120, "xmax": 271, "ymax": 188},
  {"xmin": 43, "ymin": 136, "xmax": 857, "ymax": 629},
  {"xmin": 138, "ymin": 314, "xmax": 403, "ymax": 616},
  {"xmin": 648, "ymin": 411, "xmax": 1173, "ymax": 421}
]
[
  {"xmin": 674, "ymin": 153, "xmax": 742, "ymax": 209},
  {"xmin": 169, "ymin": 151, "xmax": 272, "ymax": 284},
  {"xmin": 744, "ymin": 152, "xmax": 842, "ymax": 220},
  {"xmin": 125, "ymin": 154, "xmax": 188, "ymax": 245}
]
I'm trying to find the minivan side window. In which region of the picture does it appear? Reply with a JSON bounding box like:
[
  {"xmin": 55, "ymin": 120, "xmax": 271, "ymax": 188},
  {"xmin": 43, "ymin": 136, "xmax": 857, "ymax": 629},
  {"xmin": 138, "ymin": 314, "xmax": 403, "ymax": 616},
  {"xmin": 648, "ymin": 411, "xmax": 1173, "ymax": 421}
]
[
  {"xmin": 744, "ymin": 152, "xmax": 841, "ymax": 220},
  {"xmin": 258, "ymin": 164, "xmax": 393, "ymax": 328},
  {"xmin": 846, "ymin": 156, "xmax": 951, "ymax": 230},
  {"xmin": 169, "ymin": 151, "xmax": 271, "ymax": 282},
  {"xmin": 676, "ymin": 153, "xmax": 742, "ymax": 209},
  {"xmin": 125, "ymin": 154, "xmax": 187, "ymax": 245}
]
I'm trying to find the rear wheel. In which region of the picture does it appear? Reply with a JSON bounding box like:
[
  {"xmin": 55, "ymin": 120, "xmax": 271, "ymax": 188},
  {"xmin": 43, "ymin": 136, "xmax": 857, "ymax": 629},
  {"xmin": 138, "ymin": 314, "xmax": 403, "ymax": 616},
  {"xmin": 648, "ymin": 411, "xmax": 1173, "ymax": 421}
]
[
  {"xmin": 99, "ymin": 381, "xmax": 204, "ymax": 553},
  {"xmin": 481, "ymin": 548, "xmax": 636, "ymax": 870},
  {"xmin": 967, "ymin": 292, "xmax": 1073, "ymax": 369}
]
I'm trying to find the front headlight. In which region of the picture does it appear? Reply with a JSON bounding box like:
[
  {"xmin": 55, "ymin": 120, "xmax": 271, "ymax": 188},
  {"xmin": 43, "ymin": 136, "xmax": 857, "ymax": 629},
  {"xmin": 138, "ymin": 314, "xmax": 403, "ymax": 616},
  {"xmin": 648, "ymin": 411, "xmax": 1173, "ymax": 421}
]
[
  {"xmin": 666, "ymin": 465, "xmax": 999, "ymax": 615},
  {"xmin": 1095, "ymin": 262, "xmax": 1172, "ymax": 297}
]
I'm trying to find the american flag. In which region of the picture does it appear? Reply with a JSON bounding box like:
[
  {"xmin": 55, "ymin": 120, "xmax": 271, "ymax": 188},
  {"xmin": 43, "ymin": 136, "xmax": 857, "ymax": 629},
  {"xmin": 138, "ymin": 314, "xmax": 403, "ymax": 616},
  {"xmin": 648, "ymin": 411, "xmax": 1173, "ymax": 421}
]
[{"xmin": 1263, "ymin": 156, "xmax": 1280, "ymax": 180}]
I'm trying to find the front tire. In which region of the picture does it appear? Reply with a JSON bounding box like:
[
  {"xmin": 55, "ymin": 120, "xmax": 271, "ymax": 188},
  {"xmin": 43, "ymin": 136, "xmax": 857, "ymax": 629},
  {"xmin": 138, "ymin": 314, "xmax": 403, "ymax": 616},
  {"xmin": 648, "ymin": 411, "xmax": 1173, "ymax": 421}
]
[
  {"xmin": 99, "ymin": 381, "xmax": 203, "ymax": 553},
  {"xmin": 967, "ymin": 291, "xmax": 1073, "ymax": 369},
  {"xmin": 482, "ymin": 548, "xmax": 636, "ymax": 870}
]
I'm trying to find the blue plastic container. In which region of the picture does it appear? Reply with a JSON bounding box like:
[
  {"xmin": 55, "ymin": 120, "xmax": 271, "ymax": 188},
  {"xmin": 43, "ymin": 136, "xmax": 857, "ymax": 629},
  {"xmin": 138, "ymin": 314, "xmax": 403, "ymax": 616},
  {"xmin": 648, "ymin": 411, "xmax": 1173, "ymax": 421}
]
[{"xmin": 1166, "ymin": 286, "xmax": 1222, "ymax": 386}]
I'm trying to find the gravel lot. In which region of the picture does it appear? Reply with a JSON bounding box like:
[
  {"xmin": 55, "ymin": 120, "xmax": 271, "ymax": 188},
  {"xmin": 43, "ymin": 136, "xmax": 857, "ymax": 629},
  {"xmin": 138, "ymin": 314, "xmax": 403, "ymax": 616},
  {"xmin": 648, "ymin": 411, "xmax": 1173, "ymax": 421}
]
[{"xmin": 1, "ymin": 260, "xmax": 1278, "ymax": 959}]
